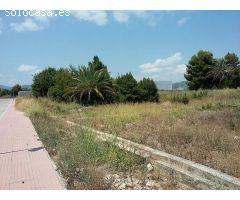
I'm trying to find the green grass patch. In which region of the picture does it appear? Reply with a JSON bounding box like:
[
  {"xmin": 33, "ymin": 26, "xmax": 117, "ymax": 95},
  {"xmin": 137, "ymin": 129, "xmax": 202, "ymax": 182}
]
[
  {"xmin": 29, "ymin": 108, "xmax": 145, "ymax": 189},
  {"xmin": 170, "ymin": 93, "xmax": 189, "ymax": 104}
]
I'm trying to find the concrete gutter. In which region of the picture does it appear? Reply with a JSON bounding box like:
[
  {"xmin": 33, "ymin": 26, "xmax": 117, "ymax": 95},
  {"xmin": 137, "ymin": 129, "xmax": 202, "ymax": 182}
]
[{"xmin": 66, "ymin": 120, "xmax": 240, "ymax": 190}]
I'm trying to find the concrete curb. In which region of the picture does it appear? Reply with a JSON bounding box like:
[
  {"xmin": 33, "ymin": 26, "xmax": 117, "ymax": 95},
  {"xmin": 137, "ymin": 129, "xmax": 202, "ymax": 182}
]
[
  {"xmin": 0, "ymin": 98, "xmax": 13, "ymax": 122},
  {"xmin": 66, "ymin": 121, "xmax": 240, "ymax": 190}
]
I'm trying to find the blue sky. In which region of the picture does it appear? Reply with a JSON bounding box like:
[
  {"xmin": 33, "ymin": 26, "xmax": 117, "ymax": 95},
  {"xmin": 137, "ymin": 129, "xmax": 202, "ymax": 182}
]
[{"xmin": 0, "ymin": 10, "xmax": 240, "ymax": 86}]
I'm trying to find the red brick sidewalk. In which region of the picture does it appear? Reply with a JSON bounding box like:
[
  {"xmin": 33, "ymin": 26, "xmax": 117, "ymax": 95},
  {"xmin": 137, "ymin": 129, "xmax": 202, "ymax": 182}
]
[{"xmin": 0, "ymin": 99, "xmax": 65, "ymax": 190}]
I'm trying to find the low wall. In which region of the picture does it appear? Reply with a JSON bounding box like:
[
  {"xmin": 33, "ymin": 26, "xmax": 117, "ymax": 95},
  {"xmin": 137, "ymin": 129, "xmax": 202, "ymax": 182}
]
[{"xmin": 66, "ymin": 120, "xmax": 240, "ymax": 190}]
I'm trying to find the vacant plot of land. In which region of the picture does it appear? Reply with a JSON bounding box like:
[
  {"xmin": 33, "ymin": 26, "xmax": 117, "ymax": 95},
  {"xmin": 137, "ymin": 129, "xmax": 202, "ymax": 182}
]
[
  {"xmin": 16, "ymin": 97, "xmax": 188, "ymax": 189},
  {"xmin": 77, "ymin": 89, "xmax": 240, "ymax": 178},
  {"xmin": 16, "ymin": 89, "xmax": 240, "ymax": 180},
  {"xmin": 78, "ymin": 89, "xmax": 240, "ymax": 178}
]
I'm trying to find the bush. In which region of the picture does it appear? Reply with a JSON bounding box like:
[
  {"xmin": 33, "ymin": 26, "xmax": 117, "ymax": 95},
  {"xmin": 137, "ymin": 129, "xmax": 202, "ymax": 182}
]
[
  {"xmin": 170, "ymin": 93, "xmax": 189, "ymax": 104},
  {"xmin": 30, "ymin": 114, "xmax": 67, "ymax": 156},
  {"xmin": 192, "ymin": 90, "xmax": 208, "ymax": 99},
  {"xmin": 0, "ymin": 88, "xmax": 10, "ymax": 97},
  {"xmin": 114, "ymin": 73, "xmax": 140, "ymax": 103},
  {"xmin": 47, "ymin": 68, "xmax": 72, "ymax": 102},
  {"xmin": 200, "ymin": 103, "xmax": 213, "ymax": 110},
  {"xmin": 138, "ymin": 78, "xmax": 159, "ymax": 102},
  {"xmin": 25, "ymin": 105, "xmax": 47, "ymax": 117},
  {"xmin": 11, "ymin": 84, "xmax": 22, "ymax": 97},
  {"xmin": 58, "ymin": 128, "xmax": 145, "ymax": 189},
  {"xmin": 64, "ymin": 65, "xmax": 115, "ymax": 105},
  {"xmin": 32, "ymin": 67, "xmax": 57, "ymax": 97}
]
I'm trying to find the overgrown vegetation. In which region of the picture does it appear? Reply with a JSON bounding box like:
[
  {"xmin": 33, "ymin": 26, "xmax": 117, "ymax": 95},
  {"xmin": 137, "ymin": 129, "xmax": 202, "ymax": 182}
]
[
  {"xmin": 14, "ymin": 51, "xmax": 240, "ymax": 189},
  {"xmin": 138, "ymin": 78, "xmax": 159, "ymax": 102},
  {"xmin": 65, "ymin": 89, "xmax": 240, "ymax": 178},
  {"xmin": 16, "ymin": 89, "xmax": 240, "ymax": 179},
  {"xmin": 64, "ymin": 65, "xmax": 115, "ymax": 105},
  {"xmin": 185, "ymin": 51, "xmax": 240, "ymax": 90},
  {"xmin": 32, "ymin": 67, "xmax": 57, "ymax": 97},
  {"xmin": 0, "ymin": 88, "xmax": 11, "ymax": 97},
  {"xmin": 15, "ymin": 97, "xmax": 146, "ymax": 189},
  {"xmin": 0, "ymin": 84, "xmax": 23, "ymax": 97},
  {"xmin": 170, "ymin": 93, "xmax": 189, "ymax": 104},
  {"xmin": 31, "ymin": 56, "xmax": 159, "ymax": 105}
]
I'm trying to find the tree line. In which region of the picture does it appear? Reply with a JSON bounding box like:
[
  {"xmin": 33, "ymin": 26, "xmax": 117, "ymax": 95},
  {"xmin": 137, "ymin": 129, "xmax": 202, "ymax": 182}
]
[
  {"xmin": 31, "ymin": 56, "xmax": 159, "ymax": 105},
  {"xmin": 0, "ymin": 84, "xmax": 24, "ymax": 97},
  {"xmin": 185, "ymin": 51, "xmax": 240, "ymax": 90}
]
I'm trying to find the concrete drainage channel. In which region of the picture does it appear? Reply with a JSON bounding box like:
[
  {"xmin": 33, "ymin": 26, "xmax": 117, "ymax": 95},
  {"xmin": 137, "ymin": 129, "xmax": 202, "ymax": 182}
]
[{"xmin": 66, "ymin": 121, "xmax": 240, "ymax": 190}]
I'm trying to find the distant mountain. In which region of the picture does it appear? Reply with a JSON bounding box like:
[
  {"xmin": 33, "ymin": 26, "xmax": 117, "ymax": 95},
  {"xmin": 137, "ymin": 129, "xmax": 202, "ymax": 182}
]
[
  {"xmin": 0, "ymin": 84, "xmax": 32, "ymax": 90},
  {"xmin": 21, "ymin": 85, "xmax": 32, "ymax": 90},
  {"xmin": 172, "ymin": 81, "xmax": 188, "ymax": 90},
  {"xmin": 155, "ymin": 81, "xmax": 173, "ymax": 90},
  {"xmin": 0, "ymin": 85, "xmax": 11, "ymax": 90}
]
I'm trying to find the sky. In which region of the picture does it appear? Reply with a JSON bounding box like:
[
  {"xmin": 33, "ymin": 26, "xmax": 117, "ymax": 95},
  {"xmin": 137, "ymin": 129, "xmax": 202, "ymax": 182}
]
[{"xmin": 0, "ymin": 10, "xmax": 240, "ymax": 86}]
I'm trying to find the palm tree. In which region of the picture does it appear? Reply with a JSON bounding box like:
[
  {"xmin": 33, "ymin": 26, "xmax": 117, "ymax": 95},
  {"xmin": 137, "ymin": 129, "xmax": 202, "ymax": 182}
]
[
  {"xmin": 227, "ymin": 65, "xmax": 240, "ymax": 88},
  {"xmin": 207, "ymin": 59, "xmax": 230, "ymax": 88},
  {"xmin": 64, "ymin": 65, "xmax": 115, "ymax": 105}
]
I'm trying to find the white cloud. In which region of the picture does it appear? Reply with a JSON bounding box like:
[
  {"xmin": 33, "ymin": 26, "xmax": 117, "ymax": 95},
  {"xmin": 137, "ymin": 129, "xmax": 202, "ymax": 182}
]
[
  {"xmin": 177, "ymin": 17, "xmax": 188, "ymax": 26},
  {"xmin": 10, "ymin": 13, "xmax": 51, "ymax": 33},
  {"xmin": 10, "ymin": 18, "xmax": 44, "ymax": 32},
  {"xmin": 112, "ymin": 11, "xmax": 130, "ymax": 23},
  {"xmin": 0, "ymin": 18, "xmax": 3, "ymax": 35},
  {"xmin": 112, "ymin": 11, "xmax": 192, "ymax": 27},
  {"xmin": 34, "ymin": 15, "xmax": 50, "ymax": 25},
  {"xmin": 71, "ymin": 11, "xmax": 108, "ymax": 26},
  {"xmin": 18, "ymin": 64, "xmax": 38, "ymax": 72},
  {"xmin": 131, "ymin": 11, "xmax": 147, "ymax": 18},
  {"xmin": 112, "ymin": 11, "xmax": 149, "ymax": 23},
  {"xmin": 174, "ymin": 64, "xmax": 186, "ymax": 74},
  {"xmin": 112, "ymin": 11, "xmax": 159, "ymax": 26},
  {"xmin": 139, "ymin": 53, "xmax": 186, "ymax": 82},
  {"xmin": 139, "ymin": 52, "xmax": 182, "ymax": 73}
]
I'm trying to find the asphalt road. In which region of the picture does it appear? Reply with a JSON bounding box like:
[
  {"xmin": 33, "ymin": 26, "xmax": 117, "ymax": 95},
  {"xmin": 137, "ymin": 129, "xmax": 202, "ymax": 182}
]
[{"xmin": 0, "ymin": 98, "xmax": 13, "ymax": 120}]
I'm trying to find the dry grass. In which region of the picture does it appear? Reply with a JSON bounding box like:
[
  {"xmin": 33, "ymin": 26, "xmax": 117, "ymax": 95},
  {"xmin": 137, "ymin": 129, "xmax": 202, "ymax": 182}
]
[
  {"xmin": 15, "ymin": 89, "xmax": 240, "ymax": 179},
  {"xmin": 73, "ymin": 89, "xmax": 240, "ymax": 178},
  {"xmin": 15, "ymin": 97, "xmax": 146, "ymax": 190}
]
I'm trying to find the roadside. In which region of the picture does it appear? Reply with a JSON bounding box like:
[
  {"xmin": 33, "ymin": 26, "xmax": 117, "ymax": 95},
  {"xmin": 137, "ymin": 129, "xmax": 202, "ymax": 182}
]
[
  {"xmin": 0, "ymin": 98, "xmax": 12, "ymax": 120},
  {"xmin": 0, "ymin": 99, "xmax": 64, "ymax": 189},
  {"xmin": 14, "ymin": 89, "xmax": 240, "ymax": 188},
  {"xmin": 15, "ymin": 97, "xmax": 191, "ymax": 190}
]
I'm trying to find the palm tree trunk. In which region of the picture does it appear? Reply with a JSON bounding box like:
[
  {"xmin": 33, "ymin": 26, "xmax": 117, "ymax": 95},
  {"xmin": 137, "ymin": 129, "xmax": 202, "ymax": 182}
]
[{"xmin": 88, "ymin": 91, "xmax": 91, "ymax": 103}]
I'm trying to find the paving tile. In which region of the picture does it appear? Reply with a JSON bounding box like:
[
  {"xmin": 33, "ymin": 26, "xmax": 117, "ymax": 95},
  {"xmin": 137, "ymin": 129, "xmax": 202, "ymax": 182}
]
[{"xmin": 0, "ymin": 99, "xmax": 64, "ymax": 190}]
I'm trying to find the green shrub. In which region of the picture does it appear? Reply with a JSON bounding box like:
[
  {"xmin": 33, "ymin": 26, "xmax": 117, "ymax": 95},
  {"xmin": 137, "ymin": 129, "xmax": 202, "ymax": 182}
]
[
  {"xmin": 30, "ymin": 115, "xmax": 61, "ymax": 151},
  {"xmin": 47, "ymin": 68, "xmax": 72, "ymax": 102},
  {"xmin": 0, "ymin": 88, "xmax": 11, "ymax": 97},
  {"xmin": 138, "ymin": 78, "xmax": 159, "ymax": 102},
  {"xmin": 32, "ymin": 67, "xmax": 57, "ymax": 97},
  {"xmin": 114, "ymin": 73, "xmax": 140, "ymax": 103},
  {"xmin": 57, "ymin": 128, "xmax": 145, "ymax": 189},
  {"xmin": 73, "ymin": 129, "xmax": 144, "ymax": 170},
  {"xmin": 200, "ymin": 103, "xmax": 213, "ymax": 110},
  {"xmin": 11, "ymin": 84, "xmax": 22, "ymax": 97},
  {"xmin": 170, "ymin": 93, "xmax": 189, "ymax": 104},
  {"xmin": 64, "ymin": 65, "xmax": 115, "ymax": 105},
  {"xmin": 25, "ymin": 105, "xmax": 47, "ymax": 117},
  {"xmin": 192, "ymin": 90, "xmax": 208, "ymax": 99}
]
